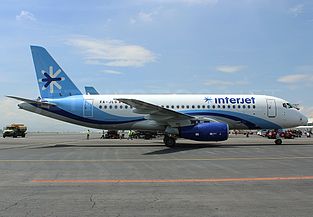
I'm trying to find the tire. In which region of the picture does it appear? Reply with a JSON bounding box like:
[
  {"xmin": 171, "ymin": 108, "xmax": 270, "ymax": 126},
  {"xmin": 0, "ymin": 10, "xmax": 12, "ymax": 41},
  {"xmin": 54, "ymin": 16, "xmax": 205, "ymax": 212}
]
[
  {"xmin": 164, "ymin": 136, "xmax": 176, "ymax": 147},
  {"xmin": 275, "ymin": 139, "xmax": 282, "ymax": 145}
]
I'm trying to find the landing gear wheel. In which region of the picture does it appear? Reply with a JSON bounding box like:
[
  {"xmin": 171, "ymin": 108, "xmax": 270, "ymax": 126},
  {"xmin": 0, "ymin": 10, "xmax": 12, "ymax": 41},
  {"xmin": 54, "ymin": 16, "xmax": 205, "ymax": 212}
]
[
  {"xmin": 275, "ymin": 138, "xmax": 282, "ymax": 145},
  {"xmin": 163, "ymin": 136, "xmax": 176, "ymax": 147}
]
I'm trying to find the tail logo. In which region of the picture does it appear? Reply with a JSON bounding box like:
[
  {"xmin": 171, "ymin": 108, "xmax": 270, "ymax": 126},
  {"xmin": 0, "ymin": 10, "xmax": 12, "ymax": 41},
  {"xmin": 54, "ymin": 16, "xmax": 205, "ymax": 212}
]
[{"xmin": 39, "ymin": 66, "xmax": 65, "ymax": 93}]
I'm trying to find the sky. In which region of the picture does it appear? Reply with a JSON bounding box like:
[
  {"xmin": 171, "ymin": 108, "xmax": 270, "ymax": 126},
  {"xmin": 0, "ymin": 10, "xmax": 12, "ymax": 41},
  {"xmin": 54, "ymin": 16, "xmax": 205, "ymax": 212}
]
[{"xmin": 0, "ymin": 0, "xmax": 313, "ymax": 131}]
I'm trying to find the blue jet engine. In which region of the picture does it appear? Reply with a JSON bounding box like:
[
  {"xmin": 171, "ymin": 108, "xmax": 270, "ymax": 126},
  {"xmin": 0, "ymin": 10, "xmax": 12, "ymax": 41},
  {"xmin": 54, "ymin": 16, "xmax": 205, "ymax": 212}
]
[{"xmin": 179, "ymin": 122, "xmax": 229, "ymax": 141}]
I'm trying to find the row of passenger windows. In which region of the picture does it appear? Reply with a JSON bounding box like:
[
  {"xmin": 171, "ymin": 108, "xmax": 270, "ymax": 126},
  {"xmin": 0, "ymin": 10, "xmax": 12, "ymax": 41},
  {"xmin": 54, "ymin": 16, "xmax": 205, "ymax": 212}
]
[
  {"xmin": 99, "ymin": 105, "xmax": 132, "ymax": 109},
  {"xmin": 98, "ymin": 104, "xmax": 256, "ymax": 110},
  {"xmin": 161, "ymin": 105, "xmax": 256, "ymax": 109}
]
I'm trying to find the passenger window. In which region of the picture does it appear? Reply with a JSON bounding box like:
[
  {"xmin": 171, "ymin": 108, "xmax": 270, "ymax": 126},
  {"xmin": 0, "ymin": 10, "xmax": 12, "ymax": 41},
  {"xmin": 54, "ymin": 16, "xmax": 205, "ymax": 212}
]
[
  {"xmin": 104, "ymin": 105, "xmax": 107, "ymax": 109},
  {"xmin": 228, "ymin": 105, "xmax": 231, "ymax": 109},
  {"xmin": 171, "ymin": 105, "xmax": 174, "ymax": 109},
  {"xmin": 238, "ymin": 105, "xmax": 241, "ymax": 109},
  {"xmin": 120, "ymin": 105, "xmax": 123, "ymax": 109},
  {"xmin": 176, "ymin": 105, "xmax": 180, "ymax": 109},
  {"xmin": 166, "ymin": 105, "xmax": 169, "ymax": 108},
  {"xmin": 197, "ymin": 105, "xmax": 201, "ymax": 109},
  {"xmin": 99, "ymin": 105, "xmax": 102, "ymax": 109},
  {"xmin": 233, "ymin": 105, "xmax": 236, "ymax": 109},
  {"xmin": 212, "ymin": 105, "xmax": 215, "ymax": 109},
  {"xmin": 109, "ymin": 105, "xmax": 112, "ymax": 109},
  {"xmin": 182, "ymin": 105, "xmax": 185, "ymax": 109},
  {"xmin": 243, "ymin": 105, "xmax": 246, "ymax": 109},
  {"xmin": 247, "ymin": 105, "xmax": 251, "ymax": 109},
  {"xmin": 222, "ymin": 105, "xmax": 225, "ymax": 109},
  {"xmin": 192, "ymin": 105, "xmax": 195, "ymax": 109},
  {"xmin": 207, "ymin": 105, "xmax": 210, "ymax": 109},
  {"xmin": 253, "ymin": 105, "xmax": 256, "ymax": 109},
  {"xmin": 217, "ymin": 105, "xmax": 221, "ymax": 108},
  {"xmin": 202, "ymin": 105, "xmax": 205, "ymax": 109},
  {"xmin": 125, "ymin": 106, "xmax": 128, "ymax": 109},
  {"xmin": 186, "ymin": 105, "xmax": 190, "ymax": 109}
]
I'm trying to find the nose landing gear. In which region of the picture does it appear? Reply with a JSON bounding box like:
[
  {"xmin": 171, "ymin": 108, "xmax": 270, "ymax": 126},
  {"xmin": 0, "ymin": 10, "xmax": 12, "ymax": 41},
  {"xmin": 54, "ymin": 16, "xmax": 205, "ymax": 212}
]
[{"xmin": 274, "ymin": 138, "xmax": 282, "ymax": 145}]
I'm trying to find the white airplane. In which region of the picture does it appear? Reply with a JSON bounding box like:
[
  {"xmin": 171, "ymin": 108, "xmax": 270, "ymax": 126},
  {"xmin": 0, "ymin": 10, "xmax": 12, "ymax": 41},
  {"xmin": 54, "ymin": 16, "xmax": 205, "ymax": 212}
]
[{"xmin": 7, "ymin": 46, "xmax": 308, "ymax": 146}]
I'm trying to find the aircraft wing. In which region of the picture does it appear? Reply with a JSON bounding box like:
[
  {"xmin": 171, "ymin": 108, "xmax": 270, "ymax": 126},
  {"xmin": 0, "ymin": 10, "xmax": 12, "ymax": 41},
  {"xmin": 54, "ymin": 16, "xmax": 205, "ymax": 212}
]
[{"xmin": 115, "ymin": 98, "xmax": 207, "ymax": 127}]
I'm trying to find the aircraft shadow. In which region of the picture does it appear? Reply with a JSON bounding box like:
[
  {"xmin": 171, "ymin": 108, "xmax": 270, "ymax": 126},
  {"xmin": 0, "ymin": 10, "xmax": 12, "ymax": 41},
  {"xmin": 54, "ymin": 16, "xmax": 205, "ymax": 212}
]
[
  {"xmin": 33, "ymin": 144, "xmax": 165, "ymax": 149},
  {"xmin": 143, "ymin": 142, "xmax": 313, "ymax": 155},
  {"xmin": 32, "ymin": 141, "xmax": 313, "ymax": 156}
]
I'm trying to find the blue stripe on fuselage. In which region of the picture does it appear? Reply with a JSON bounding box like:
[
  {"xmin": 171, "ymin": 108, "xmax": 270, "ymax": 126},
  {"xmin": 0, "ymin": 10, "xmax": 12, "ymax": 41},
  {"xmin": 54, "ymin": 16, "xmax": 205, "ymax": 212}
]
[
  {"xmin": 30, "ymin": 103, "xmax": 145, "ymax": 125},
  {"xmin": 182, "ymin": 110, "xmax": 281, "ymax": 129}
]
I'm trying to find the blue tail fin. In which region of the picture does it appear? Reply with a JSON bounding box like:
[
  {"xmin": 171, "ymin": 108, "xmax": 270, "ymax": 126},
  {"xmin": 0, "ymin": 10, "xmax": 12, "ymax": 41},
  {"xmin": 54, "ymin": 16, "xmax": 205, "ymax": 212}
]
[{"xmin": 31, "ymin": 45, "xmax": 82, "ymax": 98}]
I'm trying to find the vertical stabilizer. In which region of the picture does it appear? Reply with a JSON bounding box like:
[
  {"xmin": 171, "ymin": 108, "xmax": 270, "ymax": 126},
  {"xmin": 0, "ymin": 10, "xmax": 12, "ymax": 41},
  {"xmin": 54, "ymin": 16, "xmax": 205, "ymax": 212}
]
[{"xmin": 31, "ymin": 45, "xmax": 82, "ymax": 98}]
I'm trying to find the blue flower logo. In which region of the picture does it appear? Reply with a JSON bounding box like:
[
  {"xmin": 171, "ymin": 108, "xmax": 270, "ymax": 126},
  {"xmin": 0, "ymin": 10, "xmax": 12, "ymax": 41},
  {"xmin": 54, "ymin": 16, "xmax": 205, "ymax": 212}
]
[{"xmin": 39, "ymin": 66, "xmax": 65, "ymax": 93}]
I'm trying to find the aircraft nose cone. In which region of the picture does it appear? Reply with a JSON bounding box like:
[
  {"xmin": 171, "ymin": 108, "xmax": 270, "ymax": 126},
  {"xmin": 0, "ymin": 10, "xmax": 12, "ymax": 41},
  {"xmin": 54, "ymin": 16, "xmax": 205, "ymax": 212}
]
[{"xmin": 300, "ymin": 114, "xmax": 308, "ymax": 126}]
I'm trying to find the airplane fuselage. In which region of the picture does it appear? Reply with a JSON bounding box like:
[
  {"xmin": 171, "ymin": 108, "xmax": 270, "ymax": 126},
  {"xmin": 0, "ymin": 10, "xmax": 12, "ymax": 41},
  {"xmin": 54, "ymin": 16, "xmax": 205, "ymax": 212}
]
[{"xmin": 18, "ymin": 94, "xmax": 307, "ymax": 131}]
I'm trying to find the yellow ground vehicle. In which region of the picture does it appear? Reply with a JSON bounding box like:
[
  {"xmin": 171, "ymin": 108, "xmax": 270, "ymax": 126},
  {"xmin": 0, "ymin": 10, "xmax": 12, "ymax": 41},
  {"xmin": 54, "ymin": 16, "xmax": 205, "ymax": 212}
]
[{"xmin": 2, "ymin": 124, "xmax": 27, "ymax": 138}]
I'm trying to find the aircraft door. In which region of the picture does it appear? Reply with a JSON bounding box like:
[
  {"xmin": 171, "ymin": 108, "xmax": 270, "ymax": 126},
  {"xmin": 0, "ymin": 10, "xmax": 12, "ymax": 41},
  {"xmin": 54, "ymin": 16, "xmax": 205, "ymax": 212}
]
[
  {"xmin": 266, "ymin": 99, "xmax": 276, "ymax": 118},
  {"xmin": 84, "ymin": 99, "xmax": 93, "ymax": 117}
]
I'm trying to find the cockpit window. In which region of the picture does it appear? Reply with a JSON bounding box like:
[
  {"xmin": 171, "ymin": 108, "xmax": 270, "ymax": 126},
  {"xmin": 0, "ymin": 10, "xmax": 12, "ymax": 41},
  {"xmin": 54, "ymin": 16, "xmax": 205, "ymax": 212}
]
[{"xmin": 283, "ymin": 102, "xmax": 297, "ymax": 109}]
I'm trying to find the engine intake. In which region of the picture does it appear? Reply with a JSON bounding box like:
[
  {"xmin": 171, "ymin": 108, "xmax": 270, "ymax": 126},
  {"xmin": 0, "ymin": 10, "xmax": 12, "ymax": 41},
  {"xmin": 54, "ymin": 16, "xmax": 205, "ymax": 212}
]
[{"xmin": 179, "ymin": 122, "xmax": 229, "ymax": 141}]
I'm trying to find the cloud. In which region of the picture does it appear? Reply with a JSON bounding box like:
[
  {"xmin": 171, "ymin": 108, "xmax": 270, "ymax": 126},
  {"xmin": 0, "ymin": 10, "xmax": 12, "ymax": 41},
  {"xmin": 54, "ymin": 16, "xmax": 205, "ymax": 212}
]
[
  {"xmin": 147, "ymin": 0, "xmax": 218, "ymax": 5},
  {"xmin": 215, "ymin": 65, "xmax": 246, "ymax": 73},
  {"xmin": 289, "ymin": 4, "xmax": 304, "ymax": 17},
  {"xmin": 101, "ymin": 70, "xmax": 123, "ymax": 75},
  {"xmin": 277, "ymin": 74, "xmax": 313, "ymax": 84},
  {"xmin": 66, "ymin": 36, "xmax": 156, "ymax": 67},
  {"xmin": 130, "ymin": 12, "xmax": 153, "ymax": 24},
  {"xmin": 178, "ymin": 0, "xmax": 218, "ymax": 4},
  {"xmin": 130, "ymin": 9, "xmax": 159, "ymax": 24},
  {"xmin": 16, "ymin": 10, "xmax": 36, "ymax": 21},
  {"xmin": 204, "ymin": 79, "xmax": 248, "ymax": 87}
]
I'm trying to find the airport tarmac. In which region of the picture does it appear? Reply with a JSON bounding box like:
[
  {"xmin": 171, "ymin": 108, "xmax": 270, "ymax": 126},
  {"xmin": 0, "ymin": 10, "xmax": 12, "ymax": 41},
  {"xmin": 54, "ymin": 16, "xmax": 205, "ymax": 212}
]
[{"xmin": 0, "ymin": 133, "xmax": 313, "ymax": 217}]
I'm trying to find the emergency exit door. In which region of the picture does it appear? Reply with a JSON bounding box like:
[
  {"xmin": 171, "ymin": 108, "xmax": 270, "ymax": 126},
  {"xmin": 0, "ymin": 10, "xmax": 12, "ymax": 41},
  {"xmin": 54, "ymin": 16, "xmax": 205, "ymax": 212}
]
[
  {"xmin": 266, "ymin": 99, "xmax": 276, "ymax": 118},
  {"xmin": 84, "ymin": 99, "xmax": 93, "ymax": 117}
]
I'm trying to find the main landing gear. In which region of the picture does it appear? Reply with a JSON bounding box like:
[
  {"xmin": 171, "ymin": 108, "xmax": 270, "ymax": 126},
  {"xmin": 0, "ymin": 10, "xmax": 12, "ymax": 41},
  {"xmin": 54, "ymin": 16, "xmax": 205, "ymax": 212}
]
[{"xmin": 163, "ymin": 135, "xmax": 176, "ymax": 147}]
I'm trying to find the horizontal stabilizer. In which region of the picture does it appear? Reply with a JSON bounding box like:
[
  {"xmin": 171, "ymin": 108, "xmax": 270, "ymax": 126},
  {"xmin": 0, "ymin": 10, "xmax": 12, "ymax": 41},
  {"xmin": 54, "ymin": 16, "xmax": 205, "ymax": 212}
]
[{"xmin": 6, "ymin": 95, "xmax": 56, "ymax": 106}]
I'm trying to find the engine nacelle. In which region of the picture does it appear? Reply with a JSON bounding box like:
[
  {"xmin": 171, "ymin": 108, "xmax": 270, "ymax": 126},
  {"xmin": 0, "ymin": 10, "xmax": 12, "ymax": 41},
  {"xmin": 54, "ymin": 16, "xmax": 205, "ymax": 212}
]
[{"xmin": 179, "ymin": 122, "xmax": 229, "ymax": 141}]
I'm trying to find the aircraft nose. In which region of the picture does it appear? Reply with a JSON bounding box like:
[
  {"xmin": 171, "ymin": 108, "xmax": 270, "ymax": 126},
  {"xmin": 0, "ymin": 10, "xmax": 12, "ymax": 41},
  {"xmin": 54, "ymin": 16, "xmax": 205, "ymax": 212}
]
[{"xmin": 299, "ymin": 114, "xmax": 308, "ymax": 126}]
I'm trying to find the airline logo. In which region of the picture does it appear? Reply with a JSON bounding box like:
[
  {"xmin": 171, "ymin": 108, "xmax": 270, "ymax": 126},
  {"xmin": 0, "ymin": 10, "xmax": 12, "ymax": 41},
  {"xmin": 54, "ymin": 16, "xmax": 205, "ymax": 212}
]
[
  {"xmin": 39, "ymin": 66, "xmax": 65, "ymax": 93},
  {"xmin": 205, "ymin": 96, "xmax": 256, "ymax": 104}
]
